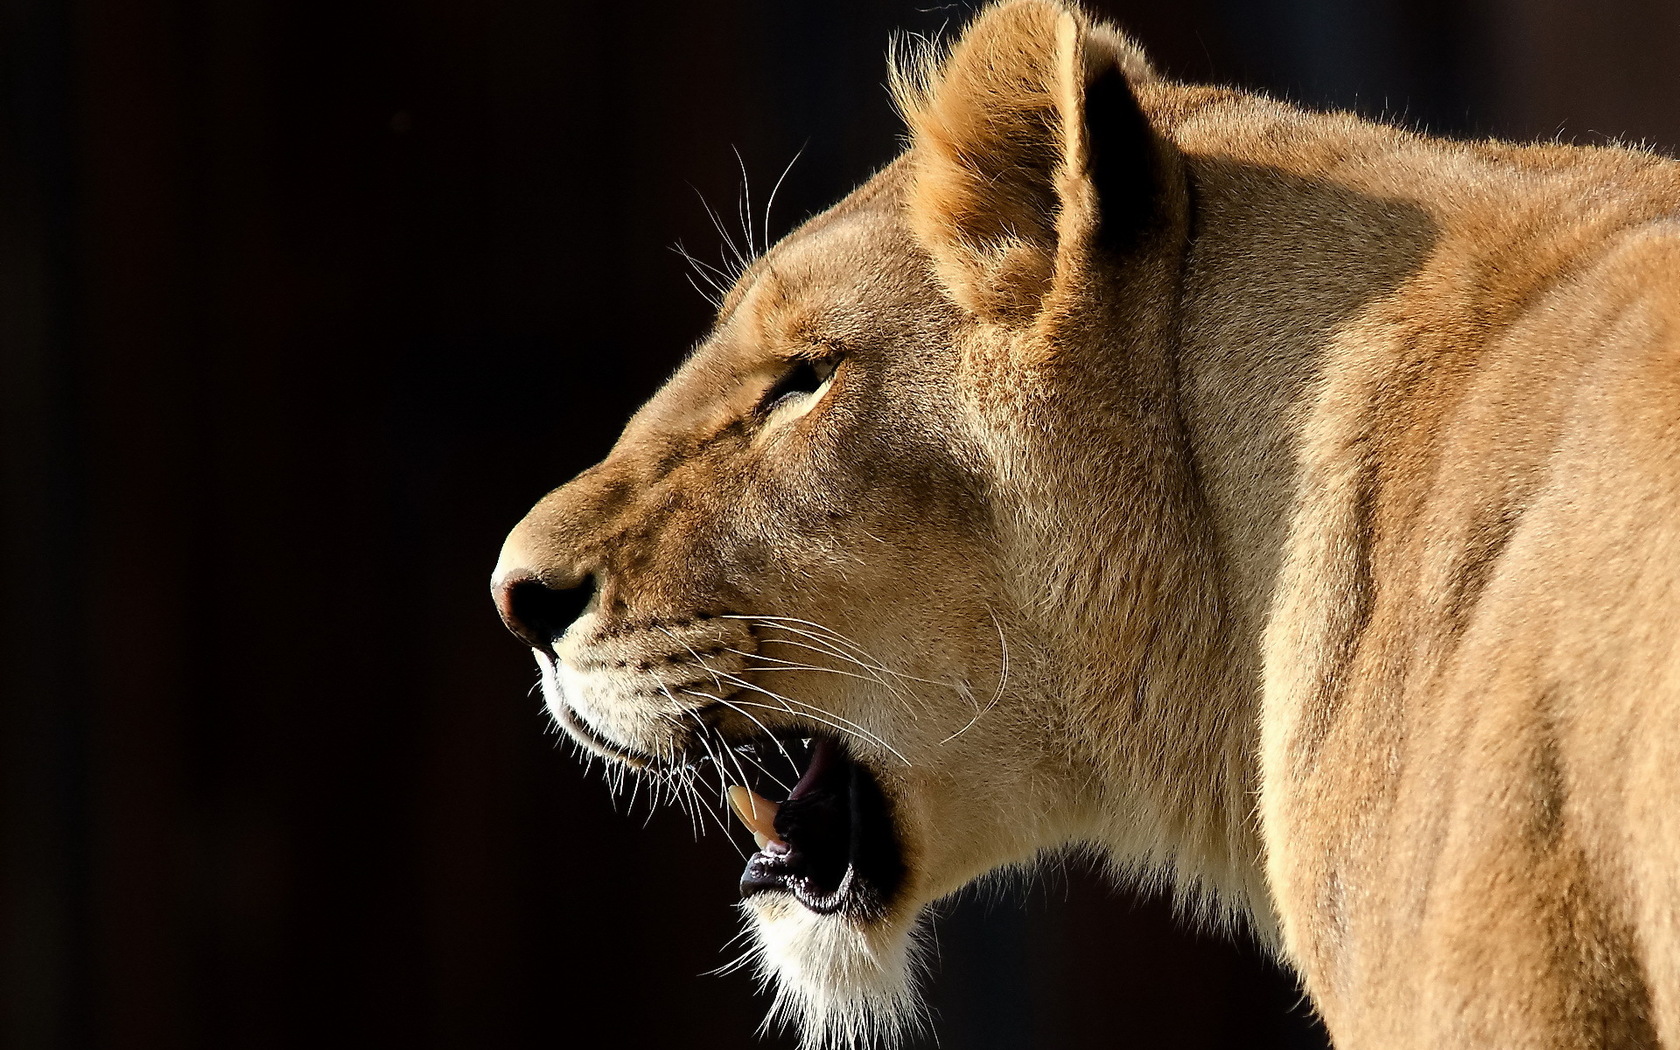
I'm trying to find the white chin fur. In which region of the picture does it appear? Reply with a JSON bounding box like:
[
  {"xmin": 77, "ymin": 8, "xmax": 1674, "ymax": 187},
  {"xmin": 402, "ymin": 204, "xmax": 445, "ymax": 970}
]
[{"xmin": 742, "ymin": 893, "xmax": 927, "ymax": 1050}]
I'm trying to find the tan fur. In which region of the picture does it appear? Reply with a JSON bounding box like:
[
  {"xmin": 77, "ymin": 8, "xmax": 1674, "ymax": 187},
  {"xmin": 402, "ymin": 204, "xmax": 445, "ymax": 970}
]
[{"xmin": 495, "ymin": 3, "xmax": 1680, "ymax": 1046}]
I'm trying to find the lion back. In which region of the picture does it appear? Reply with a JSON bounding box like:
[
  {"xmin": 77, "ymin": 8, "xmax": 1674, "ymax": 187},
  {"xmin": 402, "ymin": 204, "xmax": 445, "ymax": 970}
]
[{"xmin": 1263, "ymin": 218, "xmax": 1680, "ymax": 1048}]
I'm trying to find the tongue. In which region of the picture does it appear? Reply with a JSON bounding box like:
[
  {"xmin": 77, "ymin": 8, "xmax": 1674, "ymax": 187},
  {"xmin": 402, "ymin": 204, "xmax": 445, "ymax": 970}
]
[
  {"xmin": 789, "ymin": 736, "xmax": 840, "ymax": 801},
  {"xmin": 726, "ymin": 785, "xmax": 786, "ymax": 850}
]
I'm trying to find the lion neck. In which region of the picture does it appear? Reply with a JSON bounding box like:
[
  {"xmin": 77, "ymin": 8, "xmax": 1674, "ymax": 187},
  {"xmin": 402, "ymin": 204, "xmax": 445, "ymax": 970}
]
[
  {"xmin": 974, "ymin": 91, "xmax": 1441, "ymax": 930},
  {"xmin": 964, "ymin": 159, "xmax": 1273, "ymax": 929},
  {"xmin": 1084, "ymin": 87, "xmax": 1441, "ymax": 931}
]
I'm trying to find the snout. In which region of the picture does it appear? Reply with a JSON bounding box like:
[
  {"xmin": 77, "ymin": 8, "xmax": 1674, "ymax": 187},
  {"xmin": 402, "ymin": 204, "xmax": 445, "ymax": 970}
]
[{"xmin": 491, "ymin": 494, "xmax": 764, "ymax": 767}]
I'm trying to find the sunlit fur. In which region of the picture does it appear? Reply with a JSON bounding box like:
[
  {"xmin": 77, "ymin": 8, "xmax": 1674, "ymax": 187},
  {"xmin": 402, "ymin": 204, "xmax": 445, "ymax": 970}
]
[{"xmin": 497, "ymin": 2, "xmax": 1680, "ymax": 1047}]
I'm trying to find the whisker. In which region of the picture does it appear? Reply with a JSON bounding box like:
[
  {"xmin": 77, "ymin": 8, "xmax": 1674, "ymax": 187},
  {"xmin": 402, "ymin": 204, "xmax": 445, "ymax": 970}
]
[
  {"xmin": 659, "ymin": 622, "xmax": 912, "ymax": 763},
  {"xmin": 656, "ymin": 712, "xmax": 706, "ymax": 838},
  {"xmin": 741, "ymin": 658, "xmax": 908, "ymax": 691},
  {"xmin": 666, "ymin": 721, "xmax": 736, "ymax": 844},
  {"xmin": 657, "ymin": 629, "xmax": 804, "ymax": 777},
  {"xmin": 762, "ymin": 143, "xmax": 805, "ymax": 258},
  {"xmin": 734, "ymin": 622, "xmax": 919, "ymax": 690},
  {"xmin": 730, "ymin": 609, "xmax": 1014, "ymax": 748},
  {"xmin": 939, "ymin": 607, "xmax": 1011, "ymax": 744},
  {"xmin": 718, "ymin": 717, "xmax": 798, "ymax": 791},
  {"xmin": 686, "ymin": 692, "xmax": 865, "ymax": 753},
  {"xmin": 687, "ymin": 731, "xmax": 750, "ymax": 853},
  {"xmin": 720, "ymin": 613, "xmax": 877, "ymax": 659},
  {"xmin": 671, "ymin": 239, "xmax": 737, "ymax": 284},
  {"xmin": 670, "ymin": 242, "xmax": 730, "ymax": 307},
  {"xmin": 692, "ymin": 185, "xmax": 752, "ymax": 280},
  {"xmin": 728, "ymin": 646, "xmax": 910, "ymax": 695},
  {"xmin": 698, "ymin": 698, "xmax": 777, "ymax": 792},
  {"xmin": 656, "ymin": 689, "xmax": 742, "ymax": 848},
  {"xmin": 728, "ymin": 741, "xmax": 797, "ymax": 794},
  {"xmin": 694, "ymin": 687, "xmax": 910, "ymax": 768},
  {"xmin": 738, "ymin": 661, "xmax": 927, "ymax": 723},
  {"xmin": 733, "ymin": 146, "xmax": 754, "ymax": 265},
  {"xmin": 741, "ymin": 638, "xmax": 951, "ymax": 694},
  {"xmin": 735, "ymin": 633, "xmax": 945, "ymax": 722},
  {"xmin": 648, "ymin": 668, "xmax": 742, "ymax": 806},
  {"xmin": 683, "ymin": 690, "xmax": 799, "ymax": 793},
  {"xmin": 683, "ymin": 273, "xmax": 723, "ymax": 309}
]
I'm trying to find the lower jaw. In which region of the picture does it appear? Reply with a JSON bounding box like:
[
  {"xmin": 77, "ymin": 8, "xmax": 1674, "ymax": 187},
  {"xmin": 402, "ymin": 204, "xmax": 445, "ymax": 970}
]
[{"xmin": 746, "ymin": 859, "xmax": 880, "ymax": 917}]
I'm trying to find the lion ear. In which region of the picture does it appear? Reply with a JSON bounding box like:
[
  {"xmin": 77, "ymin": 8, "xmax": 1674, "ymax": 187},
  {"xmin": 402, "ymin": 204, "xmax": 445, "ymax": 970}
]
[{"xmin": 895, "ymin": 1, "xmax": 1164, "ymax": 322}]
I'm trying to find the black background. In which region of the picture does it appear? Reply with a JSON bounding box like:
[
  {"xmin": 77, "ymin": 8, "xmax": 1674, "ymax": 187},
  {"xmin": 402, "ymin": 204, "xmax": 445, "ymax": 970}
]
[{"xmin": 3, "ymin": 1, "xmax": 1677, "ymax": 1047}]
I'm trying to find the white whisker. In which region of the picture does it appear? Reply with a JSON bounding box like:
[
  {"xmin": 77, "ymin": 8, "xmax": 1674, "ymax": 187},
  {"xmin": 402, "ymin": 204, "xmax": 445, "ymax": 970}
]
[
  {"xmin": 720, "ymin": 613, "xmax": 877, "ymax": 659},
  {"xmin": 694, "ymin": 687, "xmax": 910, "ymax": 768},
  {"xmin": 728, "ymin": 646, "xmax": 913, "ymax": 696},
  {"xmin": 656, "ymin": 689, "xmax": 744, "ymax": 849},
  {"xmin": 733, "ymin": 146, "xmax": 755, "ymax": 265},
  {"xmin": 939, "ymin": 606, "xmax": 1010, "ymax": 744},
  {"xmin": 762, "ymin": 144, "xmax": 805, "ymax": 258},
  {"xmin": 692, "ymin": 185, "xmax": 753, "ymax": 281},
  {"xmin": 682, "ymin": 689, "xmax": 800, "ymax": 793},
  {"xmin": 743, "ymin": 638, "xmax": 951, "ymax": 694}
]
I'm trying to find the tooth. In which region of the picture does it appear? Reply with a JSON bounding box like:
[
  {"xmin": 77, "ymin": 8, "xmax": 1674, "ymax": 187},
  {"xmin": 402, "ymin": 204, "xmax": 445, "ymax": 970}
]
[{"xmin": 726, "ymin": 785, "xmax": 784, "ymax": 850}]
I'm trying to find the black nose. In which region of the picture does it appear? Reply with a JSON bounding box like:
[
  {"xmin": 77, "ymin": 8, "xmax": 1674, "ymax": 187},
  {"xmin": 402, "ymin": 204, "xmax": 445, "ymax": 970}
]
[{"xmin": 493, "ymin": 573, "xmax": 595, "ymax": 652}]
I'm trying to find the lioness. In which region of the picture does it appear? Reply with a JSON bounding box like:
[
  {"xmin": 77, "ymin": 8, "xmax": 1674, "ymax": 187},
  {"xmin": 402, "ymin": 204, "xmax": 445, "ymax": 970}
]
[{"xmin": 491, "ymin": 2, "xmax": 1680, "ymax": 1046}]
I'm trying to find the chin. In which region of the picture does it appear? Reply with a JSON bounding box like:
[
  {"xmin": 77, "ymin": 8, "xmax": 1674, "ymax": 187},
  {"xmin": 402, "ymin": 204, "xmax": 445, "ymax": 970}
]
[
  {"xmin": 722, "ymin": 734, "xmax": 931, "ymax": 1049},
  {"xmin": 740, "ymin": 891, "xmax": 930, "ymax": 1050}
]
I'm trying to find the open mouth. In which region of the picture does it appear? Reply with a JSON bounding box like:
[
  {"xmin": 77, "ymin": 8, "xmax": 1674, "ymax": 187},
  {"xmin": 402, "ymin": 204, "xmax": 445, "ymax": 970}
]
[{"xmin": 724, "ymin": 736, "xmax": 905, "ymax": 917}]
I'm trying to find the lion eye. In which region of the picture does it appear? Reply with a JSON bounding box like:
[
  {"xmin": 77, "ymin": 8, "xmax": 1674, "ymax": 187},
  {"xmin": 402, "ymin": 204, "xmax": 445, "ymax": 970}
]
[{"xmin": 761, "ymin": 359, "xmax": 835, "ymax": 414}]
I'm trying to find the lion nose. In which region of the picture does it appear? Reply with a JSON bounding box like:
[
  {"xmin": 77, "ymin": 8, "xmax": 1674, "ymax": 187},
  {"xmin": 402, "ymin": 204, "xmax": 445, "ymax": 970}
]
[{"xmin": 492, "ymin": 571, "xmax": 596, "ymax": 652}]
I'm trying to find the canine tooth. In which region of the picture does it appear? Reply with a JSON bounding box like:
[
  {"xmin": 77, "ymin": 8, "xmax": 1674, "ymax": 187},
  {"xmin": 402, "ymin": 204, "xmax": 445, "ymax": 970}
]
[{"xmin": 726, "ymin": 785, "xmax": 784, "ymax": 850}]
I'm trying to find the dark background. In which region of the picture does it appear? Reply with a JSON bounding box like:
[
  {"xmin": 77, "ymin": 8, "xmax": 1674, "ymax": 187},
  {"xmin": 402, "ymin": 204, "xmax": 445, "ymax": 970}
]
[{"xmin": 3, "ymin": 1, "xmax": 1676, "ymax": 1047}]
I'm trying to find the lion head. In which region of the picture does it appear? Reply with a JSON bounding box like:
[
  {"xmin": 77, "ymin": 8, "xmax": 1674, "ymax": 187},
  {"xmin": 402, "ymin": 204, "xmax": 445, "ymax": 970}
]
[{"xmin": 492, "ymin": 3, "xmax": 1264, "ymax": 1045}]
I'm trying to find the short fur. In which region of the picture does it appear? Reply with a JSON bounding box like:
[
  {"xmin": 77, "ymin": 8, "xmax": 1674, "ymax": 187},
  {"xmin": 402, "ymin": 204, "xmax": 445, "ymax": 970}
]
[{"xmin": 495, "ymin": 3, "xmax": 1680, "ymax": 1047}]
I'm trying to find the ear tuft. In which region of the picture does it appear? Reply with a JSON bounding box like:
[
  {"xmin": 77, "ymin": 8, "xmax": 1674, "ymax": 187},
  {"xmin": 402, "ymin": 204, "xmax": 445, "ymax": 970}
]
[{"xmin": 893, "ymin": 1, "xmax": 1162, "ymax": 323}]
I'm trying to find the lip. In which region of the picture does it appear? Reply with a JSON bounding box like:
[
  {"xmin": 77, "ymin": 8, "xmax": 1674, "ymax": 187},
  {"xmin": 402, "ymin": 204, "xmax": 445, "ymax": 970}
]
[
  {"xmin": 549, "ymin": 697, "xmax": 660, "ymax": 768},
  {"xmin": 737, "ymin": 736, "xmax": 905, "ymax": 917}
]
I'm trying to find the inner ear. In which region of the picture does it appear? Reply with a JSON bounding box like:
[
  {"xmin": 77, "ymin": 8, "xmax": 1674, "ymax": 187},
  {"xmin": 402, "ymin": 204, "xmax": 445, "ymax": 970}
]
[
  {"xmin": 896, "ymin": 0, "xmax": 1164, "ymax": 322},
  {"xmin": 1082, "ymin": 58, "xmax": 1159, "ymax": 255}
]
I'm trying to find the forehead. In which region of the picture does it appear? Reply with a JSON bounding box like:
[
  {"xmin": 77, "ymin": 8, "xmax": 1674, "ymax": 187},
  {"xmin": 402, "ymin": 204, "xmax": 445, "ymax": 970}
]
[
  {"xmin": 717, "ymin": 162, "xmax": 923, "ymax": 349},
  {"xmin": 623, "ymin": 165, "xmax": 924, "ymax": 439}
]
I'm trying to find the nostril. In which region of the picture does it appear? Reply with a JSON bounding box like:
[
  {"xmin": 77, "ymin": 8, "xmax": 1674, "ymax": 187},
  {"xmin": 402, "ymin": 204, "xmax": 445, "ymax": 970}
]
[{"xmin": 495, "ymin": 575, "xmax": 596, "ymax": 652}]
